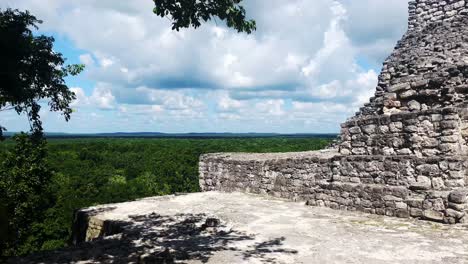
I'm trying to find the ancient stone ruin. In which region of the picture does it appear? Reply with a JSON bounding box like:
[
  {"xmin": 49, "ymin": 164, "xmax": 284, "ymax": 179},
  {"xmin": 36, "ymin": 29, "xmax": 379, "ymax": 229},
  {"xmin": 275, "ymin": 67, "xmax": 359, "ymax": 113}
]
[
  {"xmin": 200, "ymin": 0, "xmax": 468, "ymax": 224},
  {"xmin": 11, "ymin": 1, "xmax": 468, "ymax": 263}
]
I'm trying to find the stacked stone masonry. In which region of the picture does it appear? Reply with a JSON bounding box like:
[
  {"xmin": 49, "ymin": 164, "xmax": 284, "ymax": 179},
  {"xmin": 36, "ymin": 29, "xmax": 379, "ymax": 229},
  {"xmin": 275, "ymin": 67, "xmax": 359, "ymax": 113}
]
[
  {"xmin": 200, "ymin": 152, "xmax": 468, "ymax": 224},
  {"xmin": 340, "ymin": 107, "xmax": 468, "ymax": 157},
  {"xmin": 199, "ymin": 0, "xmax": 468, "ymax": 224},
  {"xmin": 357, "ymin": 0, "xmax": 468, "ymax": 117}
]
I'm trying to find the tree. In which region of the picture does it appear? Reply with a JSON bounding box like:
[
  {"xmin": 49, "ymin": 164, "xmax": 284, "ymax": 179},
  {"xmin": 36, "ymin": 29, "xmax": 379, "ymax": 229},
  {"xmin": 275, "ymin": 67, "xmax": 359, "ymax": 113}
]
[
  {"xmin": 153, "ymin": 0, "xmax": 256, "ymax": 33},
  {"xmin": 0, "ymin": 2, "xmax": 254, "ymax": 257},
  {"xmin": 0, "ymin": 9, "xmax": 83, "ymax": 140},
  {"xmin": 0, "ymin": 133, "xmax": 53, "ymax": 256},
  {"xmin": 0, "ymin": 9, "xmax": 82, "ymax": 256}
]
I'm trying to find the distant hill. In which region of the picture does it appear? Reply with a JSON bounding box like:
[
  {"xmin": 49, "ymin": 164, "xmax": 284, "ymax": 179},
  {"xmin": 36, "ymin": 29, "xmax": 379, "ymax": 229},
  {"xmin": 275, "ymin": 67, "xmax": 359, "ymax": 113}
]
[{"xmin": 3, "ymin": 131, "xmax": 339, "ymax": 139}]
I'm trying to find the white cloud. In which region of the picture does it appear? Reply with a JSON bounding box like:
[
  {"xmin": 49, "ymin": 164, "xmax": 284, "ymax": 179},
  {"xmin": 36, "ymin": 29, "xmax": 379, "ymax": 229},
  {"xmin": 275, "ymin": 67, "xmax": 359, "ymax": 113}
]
[
  {"xmin": 79, "ymin": 53, "xmax": 95, "ymax": 66},
  {"xmin": 0, "ymin": 0, "xmax": 410, "ymax": 133},
  {"xmin": 256, "ymin": 100, "xmax": 285, "ymax": 116},
  {"xmin": 70, "ymin": 87, "xmax": 88, "ymax": 107},
  {"xmin": 90, "ymin": 85, "xmax": 116, "ymax": 109},
  {"xmin": 218, "ymin": 95, "xmax": 245, "ymax": 112},
  {"xmin": 69, "ymin": 85, "xmax": 116, "ymax": 110}
]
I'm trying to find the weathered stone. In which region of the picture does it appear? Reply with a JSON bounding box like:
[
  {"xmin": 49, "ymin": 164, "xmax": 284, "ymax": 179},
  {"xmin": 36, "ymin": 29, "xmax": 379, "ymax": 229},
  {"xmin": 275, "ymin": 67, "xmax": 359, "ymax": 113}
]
[
  {"xmin": 389, "ymin": 83, "xmax": 411, "ymax": 92},
  {"xmin": 362, "ymin": 125, "xmax": 376, "ymax": 134},
  {"xmin": 408, "ymin": 100, "xmax": 421, "ymax": 111},
  {"xmin": 416, "ymin": 164, "xmax": 440, "ymax": 176},
  {"xmin": 422, "ymin": 210, "xmax": 445, "ymax": 222},
  {"xmin": 448, "ymin": 202, "xmax": 466, "ymax": 211},
  {"xmin": 410, "ymin": 176, "xmax": 432, "ymax": 190},
  {"xmin": 410, "ymin": 208, "xmax": 423, "ymax": 217},
  {"xmin": 400, "ymin": 90, "xmax": 417, "ymax": 99},
  {"xmin": 396, "ymin": 148, "xmax": 412, "ymax": 155},
  {"xmin": 440, "ymin": 121, "xmax": 458, "ymax": 129},
  {"xmin": 198, "ymin": 0, "xmax": 468, "ymax": 226},
  {"xmin": 431, "ymin": 177, "xmax": 444, "ymax": 188},
  {"xmin": 348, "ymin": 126, "xmax": 361, "ymax": 134},
  {"xmin": 395, "ymin": 209, "xmax": 410, "ymax": 218},
  {"xmin": 445, "ymin": 208, "xmax": 464, "ymax": 220},
  {"xmin": 449, "ymin": 189, "xmax": 468, "ymax": 204},
  {"xmin": 389, "ymin": 122, "xmax": 403, "ymax": 132}
]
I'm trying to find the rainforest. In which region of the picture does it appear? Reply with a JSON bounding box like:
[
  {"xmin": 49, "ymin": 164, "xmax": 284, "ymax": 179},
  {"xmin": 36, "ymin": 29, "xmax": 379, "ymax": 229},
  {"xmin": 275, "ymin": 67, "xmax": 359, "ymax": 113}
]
[{"xmin": 0, "ymin": 136, "xmax": 331, "ymax": 255}]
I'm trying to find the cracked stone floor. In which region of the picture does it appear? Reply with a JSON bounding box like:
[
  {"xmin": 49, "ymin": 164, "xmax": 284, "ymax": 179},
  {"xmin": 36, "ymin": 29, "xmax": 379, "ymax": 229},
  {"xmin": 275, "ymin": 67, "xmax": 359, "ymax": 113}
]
[{"xmin": 12, "ymin": 192, "xmax": 468, "ymax": 264}]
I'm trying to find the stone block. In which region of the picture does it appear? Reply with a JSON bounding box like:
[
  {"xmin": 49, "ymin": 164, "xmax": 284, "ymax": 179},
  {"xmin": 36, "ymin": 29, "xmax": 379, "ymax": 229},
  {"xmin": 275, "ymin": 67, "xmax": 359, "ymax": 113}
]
[
  {"xmin": 422, "ymin": 210, "xmax": 445, "ymax": 222},
  {"xmin": 362, "ymin": 125, "xmax": 376, "ymax": 134},
  {"xmin": 349, "ymin": 127, "xmax": 361, "ymax": 134},
  {"xmin": 400, "ymin": 90, "xmax": 417, "ymax": 99},
  {"xmin": 410, "ymin": 176, "xmax": 432, "ymax": 190},
  {"xmin": 445, "ymin": 208, "xmax": 464, "ymax": 220},
  {"xmin": 388, "ymin": 83, "xmax": 411, "ymax": 92},
  {"xmin": 410, "ymin": 208, "xmax": 423, "ymax": 217},
  {"xmin": 449, "ymin": 189, "xmax": 468, "ymax": 204},
  {"xmin": 408, "ymin": 100, "xmax": 421, "ymax": 111}
]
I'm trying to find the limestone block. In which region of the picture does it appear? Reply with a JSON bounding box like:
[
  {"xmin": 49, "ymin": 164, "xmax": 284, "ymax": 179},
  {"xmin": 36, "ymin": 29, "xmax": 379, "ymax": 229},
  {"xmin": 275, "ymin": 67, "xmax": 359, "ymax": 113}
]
[
  {"xmin": 416, "ymin": 164, "xmax": 440, "ymax": 176},
  {"xmin": 410, "ymin": 208, "xmax": 423, "ymax": 217},
  {"xmin": 362, "ymin": 125, "xmax": 376, "ymax": 134},
  {"xmin": 408, "ymin": 100, "xmax": 421, "ymax": 111},
  {"xmin": 432, "ymin": 178, "xmax": 445, "ymax": 189},
  {"xmin": 389, "ymin": 122, "xmax": 403, "ymax": 133},
  {"xmin": 445, "ymin": 208, "xmax": 465, "ymax": 219},
  {"xmin": 422, "ymin": 210, "xmax": 445, "ymax": 222},
  {"xmin": 440, "ymin": 143, "xmax": 459, "ymax": 153},
  {"xmin": 448, "ymin": 202, "xmax": 466, "ymax": 211},
  {"xmin": 410, "ymin": 176, "xmax": 432, "ymax": 190},
  {"xmin": 397, "ymin": 148, "xmax": 412, "ymax": 155},
  {"xmin": 388, "ymin": 83, "xmax": 411, "ymax": 92},
  {"xmin": 440, "ymin": 120, "xmax": 458, "ymax": 129},
  {"xmin": 449, "ymin": 189, "xmax": 468, "ymax": 204},
  {"xmin": 349, "ymin": 126, "xmax": 361, "ymax": 134},
  {"xmin": 400, "ymin": 90, "xmax": 417, "ymax": 99}
]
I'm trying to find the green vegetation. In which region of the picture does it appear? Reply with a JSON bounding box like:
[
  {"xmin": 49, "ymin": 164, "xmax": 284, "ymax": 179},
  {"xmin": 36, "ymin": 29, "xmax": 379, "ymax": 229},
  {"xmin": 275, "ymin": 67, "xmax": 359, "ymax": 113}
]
[
  {"xmin": 0, "ymin": 9, "xmax": 83, "ymax": 257},
  {"xmin": 153, "ymin": 0, "xmax": 256, "ymax": 33},
  {"xmin": 0, "ymin": 134, "xmax": 53, "ymax": 256},
  {"xmin": 0, "ymin": 137, "xmax": 331, "ymax": 255},
  {"xmin": 0, "ymin": 9, "xmax": 83, "ymax": 140}
]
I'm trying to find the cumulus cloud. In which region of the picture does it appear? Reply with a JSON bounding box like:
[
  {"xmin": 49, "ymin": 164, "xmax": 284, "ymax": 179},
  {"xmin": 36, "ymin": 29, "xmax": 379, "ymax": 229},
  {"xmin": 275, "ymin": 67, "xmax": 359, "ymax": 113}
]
[
  {"xmin": 340, "ymin": 0, "xmax": 409, "ymax": 65},
  {"xmin": 0, "ymin": 0, "xmax": 410, "ymax": 133},
  {"xmin": 69, "ymin": 85, "xmax": 116, "ymax": 110}
]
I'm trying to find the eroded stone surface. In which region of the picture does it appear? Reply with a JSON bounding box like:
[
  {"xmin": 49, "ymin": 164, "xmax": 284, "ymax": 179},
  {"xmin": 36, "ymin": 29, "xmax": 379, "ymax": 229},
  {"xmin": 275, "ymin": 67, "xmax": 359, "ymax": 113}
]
[
  {"xmin": 11, "ymin": 192, "xmax": 468, "ymax": 263},
  {"xmin": 200, "ymin": 0, "xmax": 468, "ymax": 225},
  {"xmin": 200, "ymin": 151, "xmax": 468, "ymax": 224}
]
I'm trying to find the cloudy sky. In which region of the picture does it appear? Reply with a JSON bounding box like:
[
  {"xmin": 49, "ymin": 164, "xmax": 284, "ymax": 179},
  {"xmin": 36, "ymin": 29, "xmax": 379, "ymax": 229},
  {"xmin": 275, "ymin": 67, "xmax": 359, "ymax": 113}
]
[{"xmin": 1, "ymin": 0, "xmax": 409, "ymax": 133}]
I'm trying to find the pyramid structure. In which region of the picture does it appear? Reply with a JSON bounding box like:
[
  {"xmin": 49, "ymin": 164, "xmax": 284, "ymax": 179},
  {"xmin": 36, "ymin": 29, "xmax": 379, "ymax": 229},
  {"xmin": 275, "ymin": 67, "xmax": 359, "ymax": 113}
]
[
  {"xmin": 199, "ymin": 0, "xmax": 468, "ymax": 224},
  {"xmin": 340, "ymin": 0, "xmax": 468, "ymax": 158}
]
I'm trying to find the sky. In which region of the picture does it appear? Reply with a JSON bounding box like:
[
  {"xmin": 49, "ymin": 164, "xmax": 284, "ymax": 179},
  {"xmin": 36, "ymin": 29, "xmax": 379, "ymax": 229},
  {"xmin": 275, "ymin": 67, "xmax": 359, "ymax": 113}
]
[{"xmin": 0, "ymin": 0, "xmax": 410, "ymax": 134}]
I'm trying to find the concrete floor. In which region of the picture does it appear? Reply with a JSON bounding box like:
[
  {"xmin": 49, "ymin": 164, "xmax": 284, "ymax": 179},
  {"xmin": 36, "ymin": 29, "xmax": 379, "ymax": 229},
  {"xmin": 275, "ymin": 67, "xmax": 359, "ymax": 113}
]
[{"xmin": 14, "ymin": 192, "xmax": 468, "ymax": 263}]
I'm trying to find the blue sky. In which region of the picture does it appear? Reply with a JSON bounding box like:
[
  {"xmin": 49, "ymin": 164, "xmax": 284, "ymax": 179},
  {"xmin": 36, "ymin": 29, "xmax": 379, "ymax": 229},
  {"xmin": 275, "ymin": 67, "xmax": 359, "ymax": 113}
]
[{"xmin": 1, "ymin": 0, "xmax": 409, "ymax": 133}]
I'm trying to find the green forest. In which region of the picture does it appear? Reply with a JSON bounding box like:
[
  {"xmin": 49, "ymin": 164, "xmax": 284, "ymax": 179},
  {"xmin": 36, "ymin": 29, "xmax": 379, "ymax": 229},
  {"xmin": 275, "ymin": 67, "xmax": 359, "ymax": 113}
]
[{"xmin": 0, "ymin": 137, "xmax": 331, "ymax": 255}]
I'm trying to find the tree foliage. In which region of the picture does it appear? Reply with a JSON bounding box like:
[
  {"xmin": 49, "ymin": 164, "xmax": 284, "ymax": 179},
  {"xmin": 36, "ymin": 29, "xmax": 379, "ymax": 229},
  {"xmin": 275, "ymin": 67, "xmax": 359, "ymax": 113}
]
[
  {"xmin": 0, "ymin": 134, "xmax": 53, "ymax": 256},
  {"xmin": 153, "ymin": 0, "xmax": 256, "ymax": 33},
  {"xmin": 0, "ymin": 9, "xmax": 83, "ymax": 140},
  {"xmin": 0, "ymin": 137, "xmax": 331, "ymax": 256},
  {"xmin": 0, "ymin": 9, "xmax": 82, "ymax": 257}
]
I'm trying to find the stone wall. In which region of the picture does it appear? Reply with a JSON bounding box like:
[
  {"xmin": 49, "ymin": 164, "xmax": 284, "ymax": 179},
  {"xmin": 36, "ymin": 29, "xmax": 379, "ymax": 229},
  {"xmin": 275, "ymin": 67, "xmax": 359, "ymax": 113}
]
[
  {"xmin": 339, "ymin": 107, "xmax": 468, "ymax": 157},
  {"xmin": 199, "ymin": 152, "xmax": 468, "ymax": 224},
  {"xmin": 199, "ymin": 0, "xmax": 468, "ymax": 224},
  {"xmin": 408, "ymin": 0, "xmax": 467, "ymax": 31},
  {"xmin": 355, "ymin": 0, "xmax": 468, "ymax": 118}
]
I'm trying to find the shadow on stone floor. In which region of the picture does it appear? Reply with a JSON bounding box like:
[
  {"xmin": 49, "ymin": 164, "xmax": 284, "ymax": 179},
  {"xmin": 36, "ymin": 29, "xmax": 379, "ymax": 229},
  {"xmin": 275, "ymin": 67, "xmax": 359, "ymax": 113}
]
[{"xmin": 12, "ymin": 213, "xmax": 298, "ymax": 264}]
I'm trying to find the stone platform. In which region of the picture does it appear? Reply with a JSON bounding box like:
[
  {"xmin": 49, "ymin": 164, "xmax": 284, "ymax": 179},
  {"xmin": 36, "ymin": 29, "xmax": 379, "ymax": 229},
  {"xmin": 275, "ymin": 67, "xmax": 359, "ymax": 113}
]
[
  {"xmin": 200, "ymin": 0, "xmax": 468, "ymax": 225},
  {"xmin": 199, "ymin": 150, "xmax": 468, "ymax": 224},
  {"xmin": 11, "ymin": 192, "xmax": 468, "ymax": 263}
]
